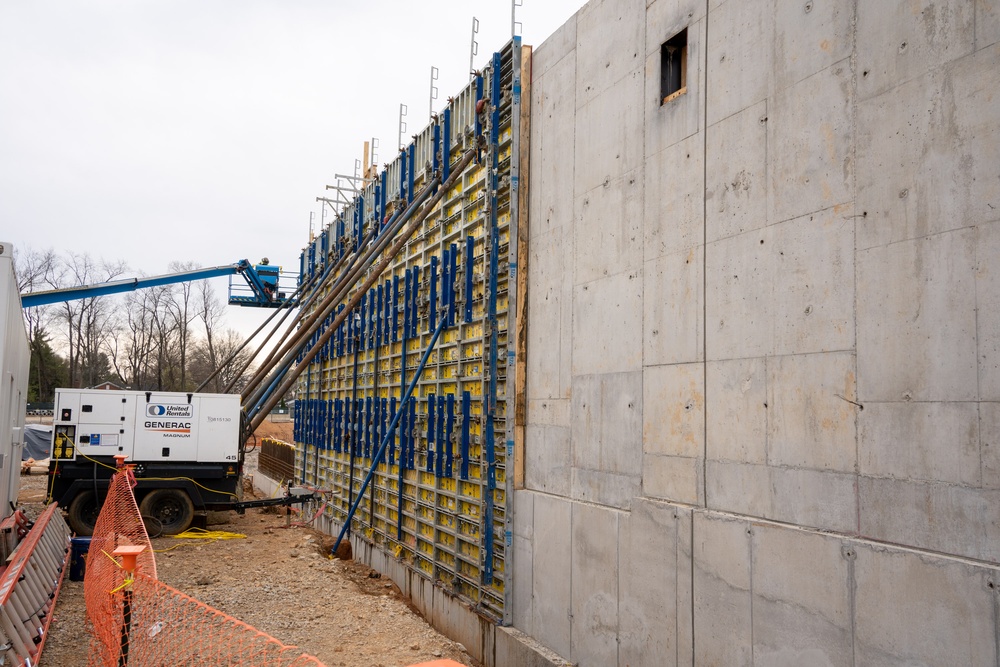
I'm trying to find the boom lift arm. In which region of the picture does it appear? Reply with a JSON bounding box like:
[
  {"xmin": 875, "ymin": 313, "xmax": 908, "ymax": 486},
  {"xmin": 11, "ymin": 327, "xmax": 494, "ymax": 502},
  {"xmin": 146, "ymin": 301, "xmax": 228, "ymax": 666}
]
[{"xmin": 19, "ymin": 259, "xmax": 292, "ymax": 309}]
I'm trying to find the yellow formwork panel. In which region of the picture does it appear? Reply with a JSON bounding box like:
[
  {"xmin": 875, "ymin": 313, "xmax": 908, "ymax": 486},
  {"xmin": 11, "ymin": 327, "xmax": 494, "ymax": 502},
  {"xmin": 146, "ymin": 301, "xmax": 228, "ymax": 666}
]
[
  {"xmin": 294, "ymin": 45, "xmax": 518, "ymax": 624},
  {"xmin": 415, "ymin": 556, "xmax": 434, "ymax": 576}
]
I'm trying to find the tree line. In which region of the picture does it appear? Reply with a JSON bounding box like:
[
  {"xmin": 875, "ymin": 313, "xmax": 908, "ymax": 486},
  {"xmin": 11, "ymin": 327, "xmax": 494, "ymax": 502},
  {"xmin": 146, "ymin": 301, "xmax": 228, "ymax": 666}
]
[{"xmin": 14, "ymin": 248, "xmax": 254, "ymax": 402}]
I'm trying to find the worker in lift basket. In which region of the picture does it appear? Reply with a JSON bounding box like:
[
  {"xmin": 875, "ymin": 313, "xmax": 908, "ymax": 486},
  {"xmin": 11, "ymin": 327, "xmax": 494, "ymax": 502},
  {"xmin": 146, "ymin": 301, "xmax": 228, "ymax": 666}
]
[{"xmin": 258, "ymin": 256, "xmax": 277, "ymax": 300}]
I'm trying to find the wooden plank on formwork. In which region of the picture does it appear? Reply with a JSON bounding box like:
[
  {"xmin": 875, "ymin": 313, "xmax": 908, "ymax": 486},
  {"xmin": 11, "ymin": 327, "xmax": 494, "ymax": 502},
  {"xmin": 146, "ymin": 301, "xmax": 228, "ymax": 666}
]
[{"xmin": 513, "ymin": 45, "xmax": 532, "ymax": 490}]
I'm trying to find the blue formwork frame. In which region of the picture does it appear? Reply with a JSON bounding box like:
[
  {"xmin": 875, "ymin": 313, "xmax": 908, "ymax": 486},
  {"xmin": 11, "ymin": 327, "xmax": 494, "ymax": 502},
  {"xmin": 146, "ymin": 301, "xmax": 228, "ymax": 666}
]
[
  {"xmin": 502, "ymin": 35, "xmax": 524, "ymax": 627},
  {"xmin": 396, "ymin": 290, "xmax": 409, "ymax": 540},
  {"xmin": 301, "ymin": 366, "xmax": 312, "ymax": 485},
  {"xmin": 482, "ymin": 49, "xmax": 502, "ymax": 587}
]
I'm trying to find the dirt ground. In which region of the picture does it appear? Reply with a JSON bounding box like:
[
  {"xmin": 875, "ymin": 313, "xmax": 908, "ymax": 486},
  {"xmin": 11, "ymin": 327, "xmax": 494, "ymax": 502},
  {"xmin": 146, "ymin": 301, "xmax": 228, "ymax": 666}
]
[
  {"xmin": 19, "ymin": 424, "xmax": 478, "ymax": 667},
  {"xmin": 250, "ymin": 416, "xmax": 294, "ymax": 443}
]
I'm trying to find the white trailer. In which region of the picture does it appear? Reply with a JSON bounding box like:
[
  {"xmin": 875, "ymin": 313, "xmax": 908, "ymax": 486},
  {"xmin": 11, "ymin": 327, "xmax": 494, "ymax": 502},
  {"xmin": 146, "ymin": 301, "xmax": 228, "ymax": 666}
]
[{"xmin": 0, "ymin": 242, "xmax": 29, "ymax": 523}]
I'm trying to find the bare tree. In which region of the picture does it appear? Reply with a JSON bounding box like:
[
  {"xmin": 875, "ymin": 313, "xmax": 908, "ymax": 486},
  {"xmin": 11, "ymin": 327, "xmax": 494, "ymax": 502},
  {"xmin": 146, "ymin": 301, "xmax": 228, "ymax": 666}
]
[
  {"xmin": 166, "ymin": 261, "xmax": 198, "ymax": 390},
  {"xmin": 57, "ymin": 252, "xmax": 127, "ymax": 388},
  {"xmin": 190, "ymin": 328, "xmax": 253, "ymax": 393},
  {"xmin": 144, "ymin": 283, "xmax": 181, "ymax": 391},
  {"xmin": 13, "ymin": 246, "xmax": 60, "ymax": 342},
  {"xmin": 108, "ymin": 289, "xmax": 159, "ymax": 389},
  {"xmin": 197, "ymin": 280, "xmax": 224, "ymax": 380},
  {"xmin": 12, "ymin": 246, "xmax": 59, "ymax": 293}
]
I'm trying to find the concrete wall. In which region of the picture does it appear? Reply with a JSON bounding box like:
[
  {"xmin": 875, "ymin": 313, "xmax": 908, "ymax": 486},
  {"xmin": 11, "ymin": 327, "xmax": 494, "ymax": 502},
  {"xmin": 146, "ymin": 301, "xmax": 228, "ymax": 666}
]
[{"xmin": 519, "ymin": 0, "xmax": 1000, "ymax": 665}]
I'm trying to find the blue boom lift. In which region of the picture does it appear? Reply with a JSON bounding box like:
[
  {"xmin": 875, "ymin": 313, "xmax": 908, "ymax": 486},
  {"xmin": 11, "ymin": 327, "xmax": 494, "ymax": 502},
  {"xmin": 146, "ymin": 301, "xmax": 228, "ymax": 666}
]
[{"xmin": 20, "ymin": 259, "xmax": 293, "ymax": 309}]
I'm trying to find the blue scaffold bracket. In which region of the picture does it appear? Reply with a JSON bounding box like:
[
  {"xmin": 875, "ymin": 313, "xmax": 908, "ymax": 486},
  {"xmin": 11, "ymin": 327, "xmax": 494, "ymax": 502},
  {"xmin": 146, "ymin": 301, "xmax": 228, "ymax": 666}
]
[
  {"xmin": 442, "ymin": 108, "xmax": 452, "ymax": 183},
  {"xmin": 427, "ymin": 394, "xmax": 436, "ymax": 474}
]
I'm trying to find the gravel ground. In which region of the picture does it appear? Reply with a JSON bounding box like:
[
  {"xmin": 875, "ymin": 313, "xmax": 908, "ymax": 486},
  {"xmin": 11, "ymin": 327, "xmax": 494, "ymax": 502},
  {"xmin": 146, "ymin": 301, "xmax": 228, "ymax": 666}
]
[{"xmin": 18, "ymin": 436, "xmax": 478, "ymax": 667}]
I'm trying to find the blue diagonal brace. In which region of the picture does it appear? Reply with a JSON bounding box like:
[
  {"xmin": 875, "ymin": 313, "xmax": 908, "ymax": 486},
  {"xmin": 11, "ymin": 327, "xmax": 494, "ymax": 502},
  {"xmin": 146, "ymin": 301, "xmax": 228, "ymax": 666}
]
[{"xmin": 333, "ymin": 315, "xmax": 449, "ymax": 556}]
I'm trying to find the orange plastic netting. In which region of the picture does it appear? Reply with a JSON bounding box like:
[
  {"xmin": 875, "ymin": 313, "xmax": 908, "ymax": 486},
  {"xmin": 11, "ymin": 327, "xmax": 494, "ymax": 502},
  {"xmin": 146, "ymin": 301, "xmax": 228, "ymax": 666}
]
[{"xmin": 84, "ymin": 466, "xmax": 325, "ymax": 666}]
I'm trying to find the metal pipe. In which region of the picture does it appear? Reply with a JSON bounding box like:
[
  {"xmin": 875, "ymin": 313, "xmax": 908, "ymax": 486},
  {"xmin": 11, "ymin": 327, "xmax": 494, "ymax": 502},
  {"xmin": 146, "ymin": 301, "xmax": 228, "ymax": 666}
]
[
  {"xmin": 241, "ymin": 232, "xmax": 371, "ymax": 403},
  {"xmin": 229, "ymin": 252, "xmax": 344, "ymax": 395},
  {"xmin": 240, "ymin": 232, "xmax": 374, "ymax": 404},
  {"xmin": 241, "ymin": 176, "xmax": 432, "ymax": 409},
  {"xmin": 246, "ymin": 367, "xmax": 288, "ymax": 425},
  {"xmin": 247, "ymin": 147, "xmax": 477, "ymax": 432},
  {"xmin": 332, "ymin": 314, "xmax": 447, "ymax": 556}
]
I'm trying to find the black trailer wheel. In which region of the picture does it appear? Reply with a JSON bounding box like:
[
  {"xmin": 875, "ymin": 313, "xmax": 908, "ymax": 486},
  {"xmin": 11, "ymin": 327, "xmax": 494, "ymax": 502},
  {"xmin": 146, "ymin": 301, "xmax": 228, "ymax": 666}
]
[
  {"xmin": 67, "ymin": 490, "xmax": 101, "ymax": 536},
  {"xmin": 139, "ymin": 489, "xmax": 195, "ymax": 535}
]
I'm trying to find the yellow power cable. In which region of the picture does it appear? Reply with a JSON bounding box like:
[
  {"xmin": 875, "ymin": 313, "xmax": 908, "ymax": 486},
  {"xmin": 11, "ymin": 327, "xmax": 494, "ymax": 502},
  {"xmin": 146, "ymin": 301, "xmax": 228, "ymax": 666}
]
[
  {"xmin": 152, "ymin": 527, "xmax": 247, "ymax": 553},
  {"xmin": 46, "ymin": 458, "xmax": 58, "ymax": 505},
  {"xmin": 169, "ymin": 527, "xmax": 246, "ymax": 540}
]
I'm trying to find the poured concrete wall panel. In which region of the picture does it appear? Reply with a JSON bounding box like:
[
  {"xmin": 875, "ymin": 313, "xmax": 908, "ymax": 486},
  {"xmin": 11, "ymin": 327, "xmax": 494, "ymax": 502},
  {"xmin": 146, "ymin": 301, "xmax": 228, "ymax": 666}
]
[
  {"xmin": 977, "ymin": 219, "xmax": 1000, "ymax": 401},
  {"xmin": 516, "ymin": 0, "xmax": 1000, "ymax": 660},
  {"xmin": 857, "ymin": 229, "xmax": 978, "ymax": 402},
  {"xmin": 853, "ymin": 543, "xmax": 997, "ymax": 666},
  {"xmin": 692, "ymin": 513, "xmax": 752, "ymax": 666},
  {"xmin": 750, "ymin": 525, "xmax": 852, "ymax": 666},
  {"xmin": 574, "ymin": 171, "xmax": 644, "ymax": 285},
  {"xmin": 705, "ymin": 0, "xmax": 772, "ymax": 127},
  {"xmin": 644, "ymin": 133, "xmax": 704, "ymax": 260},
  {"xmin": 980, "ymin": 0, "xmax": 1000, "ymax": 48},
  {"xmin": 856, "ymin": 46, "xmax": 1000, "ymax": 250},
  {"xmin": 705, "ymin": 100, "xmax": 767, "ymax": 243},
  {"xmin": 642, "ymin": 245, "xmax": 703, "ymax": 366},
  {"xmin": 529, "ymin": 493, "xmax": 572, "ymax": 658},
  {"xmin": 526, "ymin": 229, "xmax": 572, "ymax": 400},
  {"xmin": 856, "ymin": 1, "xmax": 975, "ymax": 101},
  {"xmin": 569, "ymin": 503, "xmax": 620, "ymax": 666},
  {"xmin": 571, "ymin": 270, "xmax": 643, "ymax": 375},
  {"xmin": 618, "ymin": 499, "xmax": 690, "ymax": 667},
  {"xmin": 767, "ymin": 60, "xmax": 853, "ymax": 225}
]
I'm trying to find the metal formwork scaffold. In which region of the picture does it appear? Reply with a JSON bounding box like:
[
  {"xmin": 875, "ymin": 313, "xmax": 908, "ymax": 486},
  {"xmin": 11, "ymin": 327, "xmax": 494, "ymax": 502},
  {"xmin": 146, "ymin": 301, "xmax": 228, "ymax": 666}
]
[{"xmin": 293, "ymin": 39, "xmax": 525, "ymax": 623}]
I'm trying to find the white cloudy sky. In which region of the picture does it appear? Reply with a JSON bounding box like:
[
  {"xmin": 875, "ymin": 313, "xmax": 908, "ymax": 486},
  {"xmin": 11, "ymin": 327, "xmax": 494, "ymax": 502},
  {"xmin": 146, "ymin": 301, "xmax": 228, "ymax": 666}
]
[{"xmin": 0, "ymin": 0, "xmax": 584, "ymax": 335}]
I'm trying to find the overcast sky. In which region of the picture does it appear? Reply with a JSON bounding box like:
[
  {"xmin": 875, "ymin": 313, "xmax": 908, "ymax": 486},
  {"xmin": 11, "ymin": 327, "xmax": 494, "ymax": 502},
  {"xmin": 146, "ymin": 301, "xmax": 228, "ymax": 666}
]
[{"xmin": 0, "ymin": 0, "xmax": 585, "ymax": 336}]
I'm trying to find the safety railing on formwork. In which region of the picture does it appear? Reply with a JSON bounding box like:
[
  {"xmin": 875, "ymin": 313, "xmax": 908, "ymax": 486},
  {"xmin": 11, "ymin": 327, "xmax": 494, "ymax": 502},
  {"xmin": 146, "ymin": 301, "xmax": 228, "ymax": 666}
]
[
  {"xmin": 85, "ymin": 463, "xmax": 325, "ymax": 667},
  {"xmin": 291, "ymin": 38, "xmax": 526, "ymax": 623},
  {"xmin": 260, "ymin": 437, "xmax": 296, "ymax": 483}
]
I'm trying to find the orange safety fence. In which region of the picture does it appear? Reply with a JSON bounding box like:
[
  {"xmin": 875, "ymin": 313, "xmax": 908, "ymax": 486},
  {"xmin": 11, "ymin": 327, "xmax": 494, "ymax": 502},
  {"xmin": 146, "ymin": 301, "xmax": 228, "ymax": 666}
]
[{"xmin": 84, "ymin": 464, "xmax": 325, "ymax": 666}]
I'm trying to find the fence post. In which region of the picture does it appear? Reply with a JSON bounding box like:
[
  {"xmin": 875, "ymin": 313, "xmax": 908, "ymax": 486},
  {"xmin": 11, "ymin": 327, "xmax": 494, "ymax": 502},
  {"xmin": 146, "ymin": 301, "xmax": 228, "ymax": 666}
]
[{"xmin": 113, "ymin": 545, "xmax": 145, "ymax": 666}]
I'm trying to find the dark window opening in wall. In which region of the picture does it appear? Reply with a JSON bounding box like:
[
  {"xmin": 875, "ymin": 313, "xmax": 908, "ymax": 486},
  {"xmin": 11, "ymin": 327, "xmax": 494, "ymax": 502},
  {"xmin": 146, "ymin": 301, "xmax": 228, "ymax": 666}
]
[{"xmin": 660, "ymin": 28, "xmax": 688, "ymax": 104}]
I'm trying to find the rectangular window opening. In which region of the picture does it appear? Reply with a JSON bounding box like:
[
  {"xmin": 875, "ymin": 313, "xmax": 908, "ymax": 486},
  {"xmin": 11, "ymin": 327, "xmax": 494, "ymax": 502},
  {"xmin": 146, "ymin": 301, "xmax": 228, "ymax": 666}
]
[{"xmin": 660, "ymin": 28, "xmax": 688, "ymax": 105}]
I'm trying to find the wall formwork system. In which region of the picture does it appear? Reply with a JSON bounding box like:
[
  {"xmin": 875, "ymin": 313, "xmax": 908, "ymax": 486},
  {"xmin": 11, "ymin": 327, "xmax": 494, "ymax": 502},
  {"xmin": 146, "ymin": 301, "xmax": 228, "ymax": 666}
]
[{"xmin": 293, "ymin": 41, "xmax": 525, "ymax": 624}]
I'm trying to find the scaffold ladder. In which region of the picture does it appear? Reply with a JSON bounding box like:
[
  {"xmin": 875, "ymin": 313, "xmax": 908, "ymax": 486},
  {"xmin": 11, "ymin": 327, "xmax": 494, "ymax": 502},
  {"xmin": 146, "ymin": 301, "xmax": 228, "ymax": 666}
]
[{"xmin": 0, "ymin": 504, "xmax": 71, "ymax": 666}]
